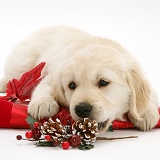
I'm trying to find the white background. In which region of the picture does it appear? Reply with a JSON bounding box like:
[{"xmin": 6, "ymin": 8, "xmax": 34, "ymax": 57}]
[{"xmin": 0, "ymin": 0, "xmax": 160, "ymax": 160}]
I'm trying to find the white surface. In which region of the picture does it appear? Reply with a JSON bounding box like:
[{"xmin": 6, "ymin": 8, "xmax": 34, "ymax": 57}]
[
  {"xmin": 0, "ymin": 0, "xmax": 160, "ymax": 160},
  {"xmin": 0, "ymin": 128, "xmax": 160, "ymax": 160}
]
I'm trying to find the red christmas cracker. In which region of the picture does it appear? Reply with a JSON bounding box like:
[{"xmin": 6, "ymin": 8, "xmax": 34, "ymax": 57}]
[{"xmin": 0, "ymin": 99, "xmax": 29, "ymax": 128}]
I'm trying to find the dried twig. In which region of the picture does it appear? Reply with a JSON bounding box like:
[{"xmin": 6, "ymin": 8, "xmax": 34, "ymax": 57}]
[{"xmin": 97, "ymin": 136, "xmax": 138, "ymax": 141}]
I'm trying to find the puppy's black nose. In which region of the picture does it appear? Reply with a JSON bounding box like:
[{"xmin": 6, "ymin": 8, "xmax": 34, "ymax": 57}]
[{"xmin": 75, "ymin": 102, "xmax": 92, "ymax": 118}]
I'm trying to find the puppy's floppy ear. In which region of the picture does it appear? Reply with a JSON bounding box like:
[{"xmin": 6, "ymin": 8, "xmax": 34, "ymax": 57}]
[
  {"xmin": 54, "ymin": 73, "xmax": 68, "ymax": 107},
  {"xmin": 126, "ymin": 66, "xmax": 151, "ymax": 121}
]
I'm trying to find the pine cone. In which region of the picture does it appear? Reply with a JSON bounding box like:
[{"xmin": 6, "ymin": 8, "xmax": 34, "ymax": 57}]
[
  {"xmin": 72, "ymin": 118, "xmax": 99, "ymax": 144},
  {"xmin": 41, "ymin": 118, "xmax": 67, "ymax": 142}
]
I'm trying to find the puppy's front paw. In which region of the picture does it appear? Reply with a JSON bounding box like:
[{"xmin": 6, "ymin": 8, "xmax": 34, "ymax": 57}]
[
  {"xmin": 128, "ymin": 108, "xmax": 159, "ymax": 131},
  {"xmin": 28, "ymin": 97, "xmax": 59, "ymax": 120}
]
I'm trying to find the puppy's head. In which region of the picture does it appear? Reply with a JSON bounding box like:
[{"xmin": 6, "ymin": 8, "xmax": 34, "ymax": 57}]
[{"xmin": 55, "ymin": 46, "xmax": 151, "ymax": 133}]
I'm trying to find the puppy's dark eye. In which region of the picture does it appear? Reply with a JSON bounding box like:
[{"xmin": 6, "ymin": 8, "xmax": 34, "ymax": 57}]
[
  {"xmin": 98, "ymin": 79, "xmax": 109, "ymax": 87},
  {"xmin": 68, "ymin": 81, "xmax": 76, "ymax": 90}
]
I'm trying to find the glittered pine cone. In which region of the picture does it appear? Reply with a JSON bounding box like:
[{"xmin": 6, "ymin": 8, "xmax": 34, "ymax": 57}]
[
  {"xmin": 41, "ymin": 118, "xmax": 67, "ymax": 142},
  {"xmin": 72, "ymin": 118, "xmax": 99, "ymax": 144}
]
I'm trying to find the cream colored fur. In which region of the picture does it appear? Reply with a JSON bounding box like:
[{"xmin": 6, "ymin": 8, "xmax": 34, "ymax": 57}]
[{"xmin": 0, "ymin": 26, "xmax": 159, "ymax": 134}]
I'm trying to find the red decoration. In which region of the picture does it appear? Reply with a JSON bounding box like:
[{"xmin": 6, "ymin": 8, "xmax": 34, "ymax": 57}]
[
  {"xmin": 112, "ymin": 120, "xmax": 134, "ymax": 129},
  {"xmin": 16, "ymin": 135, "xmax": 22, "ymax": 140},
  {"xmin": 33, "ymin": 122, "xmax": 39, "ymax": 128},
  {"xmin": 5, "ymin": 62, "xmax": 45, "ymax": 102},
  {"xmin": 25, "ymin": 131, "xmax": 33, "ymax": 139},
  {"xmin": 45, "ymin": 135, "xmax": 52, "ymax": 141},
  {"xmin": 62, "ymin": 141, "xmax": 70, "ymax": 150},
  {"xmin": 68, "ymin": 135, "xmax": 81, "ymax": 148},
  {"xmin": 0, "ymin": 62, "xmax": 160, "ymax": 130},
  {"xmin": 0, "ymin": 99, "xmax": 29, "ymax": 128}
]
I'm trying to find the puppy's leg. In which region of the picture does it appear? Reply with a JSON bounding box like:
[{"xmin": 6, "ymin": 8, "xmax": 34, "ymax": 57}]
[
  {"xmin": 28, "ymin": 74, "xmax": 59, "ymax": 120},
  {"xmin": 128, "ymin": 99, "xmax": 159, "ymax": 131}
]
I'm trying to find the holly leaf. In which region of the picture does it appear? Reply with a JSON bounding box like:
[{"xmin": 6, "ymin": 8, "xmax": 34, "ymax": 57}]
[
  {"xmin": 36, "ymin": 141, "xmax": 54, "ymax": 147},
  {"xmin": 26, "ymin": 115, "xmax": 38, "ymax": 129},
  {"xmin": 78, "ymin": 144, "xmax": 94, "ymax": 150}
]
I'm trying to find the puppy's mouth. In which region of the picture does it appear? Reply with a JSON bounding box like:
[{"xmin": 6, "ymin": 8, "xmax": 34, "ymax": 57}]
[{"xmin": 98, "ymin": 120, "xmax": 108, "ymax": 130}]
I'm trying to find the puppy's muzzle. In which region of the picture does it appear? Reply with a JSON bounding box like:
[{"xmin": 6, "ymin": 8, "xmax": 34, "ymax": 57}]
[{"xmin": 75, "ymin": 102, "xmax": 92, "ymax": 118}]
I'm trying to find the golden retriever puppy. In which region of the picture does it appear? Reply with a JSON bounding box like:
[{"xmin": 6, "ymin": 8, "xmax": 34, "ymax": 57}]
[{"xmin": 0, "ymin": 26, "xmax": 159, "ymax": 134}]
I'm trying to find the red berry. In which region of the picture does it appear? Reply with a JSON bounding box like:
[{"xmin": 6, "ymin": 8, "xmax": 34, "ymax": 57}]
[
  {"xmin": 33, "ymin": 122, "xmax": 39, "ymax": 128},
  {"xmin": 32, "ymin": 128, "xmax": 41, "ymax": 140},
  {"xmin": 53, "ymin": 141, "xmax": 60, "ymax": 147},
  {"xmin": 58, "ymin": 112, "xmax": 63, "ymax": 117},
  {"xmin": 25, "ymin": 131, "xmax": 33, "ymax": 139},
  {"xmin": 45, "ymin": 135, "xmax": 51, "ymax": 141},
  {"xmin": 66, "ymin": 120, "xmax": 71, "ymax": 125},
  {"xmin": 16, "ymin": 135, "xmax": 22, "ymax": 140},
  {"xmin": 62, "ymin": 141, "xmax": 70, "ymax": 150},
  {"xmin": 68, "ymin": 135, "xmax": 81, "ymax": 148}
]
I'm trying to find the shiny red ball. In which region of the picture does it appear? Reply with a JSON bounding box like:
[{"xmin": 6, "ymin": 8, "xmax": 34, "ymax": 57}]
[
  {"xmin": 62, "ymin": 141, "xmax": 70, "ymax": 150},
  {"xmin": 32, "ymin": 128, "xmax": 41, "ymax": 140},
  {"xmin": 68, "ymin": 135, "xmax": 81, "ymax": 148},
  {"xmin": 33, "ymin": 122, "xmax": 39, "ymax": 128},
  {"xmin": 25, "ymin": 131, "xmax": 33, "ymax": 139},
  {"xmin": 45, "ymin": 135, "xmax": 51, "ymax": 141},
  {"xmin": 16, "ymin": 135, "xmax": 22, "ymax": 140},
  {"xmin": 53, "ymin": 141, "xmax": 60, "ymax": 147}
]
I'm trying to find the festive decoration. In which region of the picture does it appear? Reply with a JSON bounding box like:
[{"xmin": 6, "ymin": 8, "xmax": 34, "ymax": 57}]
[
  {"xmin": 16, "ymin": 117, "xmax": 139, "ymax": 150},
  {"xmin": 62, "ymin": 141, "xmax": 70, "ymax": 150},
  {"xmin": 32, "ymin": 128, "xmax": 42, "ymax": 140},
  {"xmin": 3, "ymin": 62, "xmax": 45, "ymax": 102},
  {"xmin": 16, "ymin": 135, "xmax": 22, "ymax": 140},
  {"xmin": 0, "ymin": 99, "xmax": 29, "ymax": 128},
  {"xmin": 25, "ymin": 131, "xmax": 34, "ymax": 139},
  {"xmin": 72, "ymin": 118, "xmax": 98, "ymax": 145},
  {"xmin": 68, "ymin": 135, "xmax": 81, "ymax": 148},
  {"xmin": 40, "ymin": 118, "xmax": 67, "ymax": 143}
]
